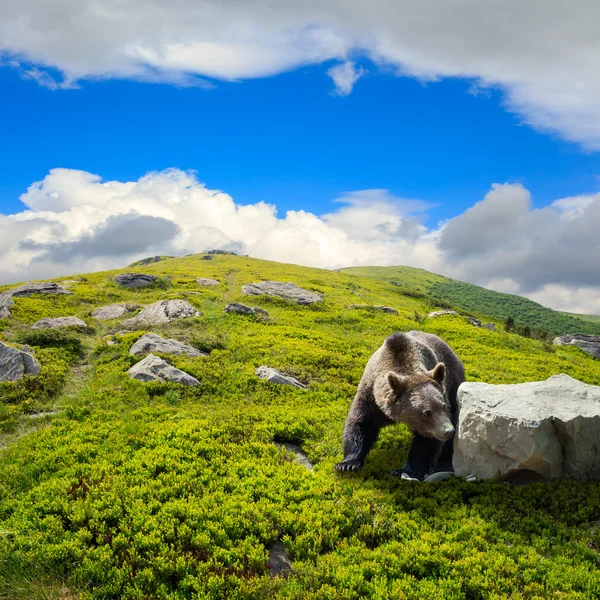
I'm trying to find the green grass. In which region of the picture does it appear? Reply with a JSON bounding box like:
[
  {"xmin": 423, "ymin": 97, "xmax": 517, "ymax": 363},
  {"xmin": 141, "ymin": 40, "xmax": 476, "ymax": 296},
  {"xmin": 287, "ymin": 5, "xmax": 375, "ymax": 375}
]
[
  {"xmin": 344, "ymin": 265, "xmax": 600, "ymax": 337},
  {"xmin": 1, "ymin": 255, "xmax": 600, "ymax": 599},
  {"xmin": 561, "ymin": 312, "xmax": 600, "ymax": 325}
]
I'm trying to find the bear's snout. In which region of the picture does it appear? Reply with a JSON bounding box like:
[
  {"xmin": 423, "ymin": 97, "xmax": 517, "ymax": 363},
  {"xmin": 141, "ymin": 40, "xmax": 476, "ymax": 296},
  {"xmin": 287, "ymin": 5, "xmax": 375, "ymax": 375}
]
[{"xmin": 441, "ymin": 425, "xmax": 455, "ymax": 441}]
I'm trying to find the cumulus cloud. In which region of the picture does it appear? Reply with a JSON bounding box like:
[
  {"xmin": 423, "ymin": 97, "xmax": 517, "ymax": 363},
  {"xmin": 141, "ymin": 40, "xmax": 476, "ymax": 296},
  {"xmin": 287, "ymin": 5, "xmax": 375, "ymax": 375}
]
[
  {"xmin": 3, "ymin": 1, "xmax": 600, "ymax": 146},
  {"xmin": 2, "ymin": 168, "xmax": 600, "ymax": 313}
]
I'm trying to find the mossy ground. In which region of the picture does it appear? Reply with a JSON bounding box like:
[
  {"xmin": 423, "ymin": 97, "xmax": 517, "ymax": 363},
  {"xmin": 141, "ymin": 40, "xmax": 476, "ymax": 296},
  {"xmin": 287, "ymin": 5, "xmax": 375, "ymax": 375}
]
[{"xmin": 1, "ymin": 255, "xmax": 600, "ymax": 599}]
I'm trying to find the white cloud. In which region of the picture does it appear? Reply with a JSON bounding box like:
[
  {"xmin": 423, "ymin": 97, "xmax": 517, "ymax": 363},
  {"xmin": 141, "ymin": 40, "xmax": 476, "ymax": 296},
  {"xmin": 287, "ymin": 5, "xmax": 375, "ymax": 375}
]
[
  {"xmin": 3, "ymin": 2, "xmax": 600, "ymax": 146},
  {"xmin": 327, "ymin": 61, "xmax": 364, "ymax": 95},
  {"xmin": 3, "ymin": 168, "xmax": 600, "ymax": 314}
]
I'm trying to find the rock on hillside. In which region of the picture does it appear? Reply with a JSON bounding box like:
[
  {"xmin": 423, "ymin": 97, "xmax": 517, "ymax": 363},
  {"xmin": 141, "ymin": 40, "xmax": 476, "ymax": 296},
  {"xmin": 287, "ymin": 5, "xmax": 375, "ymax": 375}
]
[
  {"xmin": 121, "ymin": 300, "xmax": 200, "ymax": 328},
  {"xmin": 129, "ymin": 333, "xmax": 207, "ymax": 357},
  {"xmin": 9, "ymin": 282, "xmax": 73, "ymax": 297},
  {"xmin": 242, "ymin": 281, "xmax": 323, "ymax": 305},
  {"xmin": 31, "ymin": 316, "xmax": 88, "ymax": 330},
  {"xmin": 128, "ymin": 354, "xmax": 200, "ymax": 386},
  {"xmin": 196, "ymin": 278, "xmax": 220, "ymax": 286},
  {"xmin": 553, "ymin": 334, "xmax": 600, "ymax": 359},
  {"xmin": 224, "ymin": 303, "xmax": 269, "ymax": 317},
  {"xmin": 114, "ymin": 273, "xmax": 158, "ymax": 288},
  {"xmin": 0, "ymin": 342, "xmax": 41, "ymax": 382},
  {"xmin": 453, "ymin": 374, "xmax": 600, "ymax": 482},
  {"xmin": 256, "ymin": 366, "xmax": 307, "ymax": 389},
  {"xmin": 347, "ymin": 304, "xmax": 399, "ymax": 315},
  {"xmin": 91, "ymin": 304, "xmax": 128, "ymax": 320},
  {"xmin": 128, "ymin": 256, "xmax": 175, "ymax": 267}
]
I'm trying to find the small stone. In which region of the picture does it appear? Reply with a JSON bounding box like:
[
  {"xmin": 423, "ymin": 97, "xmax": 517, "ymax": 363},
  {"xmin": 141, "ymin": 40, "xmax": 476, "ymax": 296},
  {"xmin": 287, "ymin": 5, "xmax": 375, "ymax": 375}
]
[
  {"xmin": 274, "ymin": 442, "xmax": 314, "ymax": 470},
  {"xmin": 201, "ymin": 255, "xmax": 213, "ymax": 260},
  {"xmin": 224, "ymin": 302, "xmax": 270, "ymax": 318},
  {"xmin": 467, "ymin": 317, "xmax": 482, "ymax": 327},
  {"xmin": 31, "ymin": 316, "xmax": 88, "ymax": 330},
  {"xmin": 114, "ymin": 273, "xmax": 158, "ymax": 288},
  {"xmin": 242, "ymin": 281, "xmax": 323, "ymax": 305},
  {"xmin": 428, "ymin": 310, "xmax": 460, "ymax": 318},
  {"xmin": 121, "ymin": 300, "xmax": 200, "ymax": 328},
  {"xmin": 0, "ymin": 342, "xmax": 41, "ymax": 382},
  {"xmin": 255, "ymin": 366, "xmax": 307, "ymax": 389},
  {"xmin": 91, "ymin": 304, "xmax": 128, "ymax": 320},
  {"xmin": 127, "ymin": 354, "xmax": 200, "ymax": 386},
  {"xmin": 0, "ymin": 305, "xmax": 10, "ymax": 319},
  {"xmin": 196, "ymin": 277, "xmax": 220, "ymax": 286},
  {"xmin": 482, "ymin": 323, "xmax": 496, "ymax": 331},
  {"xmin": 268, "ymin": 541, "xmax": 293, "ymax": 578},
  {"xmin": 129, "ymin": 333, "xmax": 207, "ymax": 357},
  {"xmin": 347, "ymin": 304, "xmax": 399, "ymax": 315},
  {"xmin": 553, "ymin": 334, "xmax": 600, "ymax": 359}
]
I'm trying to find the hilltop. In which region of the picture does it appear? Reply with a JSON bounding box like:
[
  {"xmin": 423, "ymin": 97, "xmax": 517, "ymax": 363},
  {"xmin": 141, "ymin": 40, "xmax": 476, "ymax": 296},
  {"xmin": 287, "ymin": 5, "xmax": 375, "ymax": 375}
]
[
  {"xmin": 1, "ymin": 255, "xmax": 600, "ymax": 599},
  {"xmin": 344, "ymin": 265, "xmax": 600, "ymax": 337}
]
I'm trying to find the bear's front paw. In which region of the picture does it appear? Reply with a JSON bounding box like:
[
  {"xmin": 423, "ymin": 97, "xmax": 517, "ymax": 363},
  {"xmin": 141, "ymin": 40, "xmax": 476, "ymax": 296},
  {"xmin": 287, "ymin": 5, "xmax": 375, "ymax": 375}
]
[{"xmin": 335, "ymin": 459, "xmax": 363, "ymax": 472}]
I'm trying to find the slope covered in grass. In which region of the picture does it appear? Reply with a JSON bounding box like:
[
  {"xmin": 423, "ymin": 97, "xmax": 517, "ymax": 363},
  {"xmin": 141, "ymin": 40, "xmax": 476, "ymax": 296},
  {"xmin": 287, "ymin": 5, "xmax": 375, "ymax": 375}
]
[
  {"xmin": 344, "ymin": 265, "xmax": 600, "ymax": 337},
  {"xmin": 561, "ymin": 312, "xmax": 600, "ymax": 325},
  {"xmin": 1, "ymin": 255, "xmax": 600, "ymax": 599}
]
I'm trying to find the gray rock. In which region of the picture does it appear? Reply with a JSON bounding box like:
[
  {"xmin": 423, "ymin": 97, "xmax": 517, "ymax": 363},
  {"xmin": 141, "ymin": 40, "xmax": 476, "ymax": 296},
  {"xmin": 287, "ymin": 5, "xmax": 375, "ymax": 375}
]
[
  {"xmin": 121, "ymin": 300, "xmax": 200, "ymax": 328},
  {"xmin": 224, "ymin": 303, "xmax": 269, "ymax": 317},
  {"xmin": 268, "ymin": 541, "xmax": 293, "ymax": 577},
  {"xmin": 482, "ymin": 323, "xmax": 496, "ymax": 331},
  {"xmin": 129, "ymin": 333, "xmax": 207, "ymax": 357},
  {"xmin": 428, "ymin": 310, "xmax": 460, "ymax": 318},
  {"xmin": 127, "ymin": 354, "xmax": 200, "ymax": 386},
  {"xmin": 0, "ymin": 305, "xmax": 10, "ymax": 319},
  {"xmin": 274, "ymin": 442, "xmax": 314, "ymax": 470},
  {"xmin": 453, "ymin": 374, "xmax": 600, "ymax": 482},
  {"xmin": 347, "ymin": 304, "xmax": 399, "ymax": 315},
  {"xmin": 201, "ymin": 255, "xmax": 213, "ymax": 260},
  {"xmin": 553, "ymin": 334, "xmax": 600, "ymax": 359},
  {"xmin": 0, "ymin": 342, "xmax": 41, "ymax": 382},
  {"xmin": 467, "ymin": 317, "xmax": 482, "ymax": 327},
  {"xmin": 255, "ymin": 366, "xmax": 307, "ymax": 389},
  {"xmin": 114, "ymin": 273, "xmax": 158, "ymax": 288},
  {"xmin": 91, "ymin": 304, "xmax": 128, "ymax": 320},
  {"xmin": 31, "ymin": 316, "xmax": 88, "ymax": 330},
  {"xmin": 207, "ymin": 249, "xmax": 237, "ymax": 255},
  {"xmin": 196, "ymin": 277, "xmax": 220, "ymax": 286},
  {"xmin": 242, "ymin": 281, "xmax": 323, "ymax": 305},
  {"xmin": 8, "ymin": 282, "xmax": 73, "ymax": 297}
]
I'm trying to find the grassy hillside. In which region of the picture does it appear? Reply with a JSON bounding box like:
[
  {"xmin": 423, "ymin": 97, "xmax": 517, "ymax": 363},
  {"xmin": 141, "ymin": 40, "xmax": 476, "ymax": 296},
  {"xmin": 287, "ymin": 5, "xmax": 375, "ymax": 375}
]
[
  {"xmin": 1, "ymin": 255, "xmax": 600, "ymax": 599},
  {"xmin": 344, "ymin": 265, "xmax": 600, "ymax": 337},
  {"xmin": 561, "ymin": 311, "xmax": 600, "ymax": 325}
]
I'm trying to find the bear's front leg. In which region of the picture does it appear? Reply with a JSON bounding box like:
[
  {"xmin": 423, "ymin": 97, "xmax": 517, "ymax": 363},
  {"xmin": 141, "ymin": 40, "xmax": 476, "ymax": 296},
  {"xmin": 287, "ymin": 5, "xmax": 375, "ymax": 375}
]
[
  {"xmin": 392, "ymin": 434, "xmax": 442, "ymax": 480},
  {"xmin": 335, "ymin": 418, "xmax": 381, "ymax": 472}
]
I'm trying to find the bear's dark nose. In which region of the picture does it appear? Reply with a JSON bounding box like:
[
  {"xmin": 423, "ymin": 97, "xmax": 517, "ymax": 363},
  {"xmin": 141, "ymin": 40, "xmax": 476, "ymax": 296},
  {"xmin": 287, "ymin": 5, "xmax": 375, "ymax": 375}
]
[{"xmin": 443, "ymin": 426, "xmax": 455, "ymax": 440}]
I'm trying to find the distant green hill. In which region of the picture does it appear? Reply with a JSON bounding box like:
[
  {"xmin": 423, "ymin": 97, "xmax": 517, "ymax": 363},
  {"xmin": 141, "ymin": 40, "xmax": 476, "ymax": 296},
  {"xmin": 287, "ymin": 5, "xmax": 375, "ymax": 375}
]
[
  {"xmin": 561, "ymin": 311, "xmax": 600, "ymax": 325},
  {"xmin": 344, "ymin": 265, "xmax": 600, "ymax": 337}
]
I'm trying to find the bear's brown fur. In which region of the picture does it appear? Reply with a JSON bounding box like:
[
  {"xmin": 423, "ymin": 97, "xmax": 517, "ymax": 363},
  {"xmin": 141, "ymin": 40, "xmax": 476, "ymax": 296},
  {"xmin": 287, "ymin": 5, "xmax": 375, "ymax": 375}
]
[{"xmin": 335, "ymin": 330, "xmax": 465, "ymax": 479}]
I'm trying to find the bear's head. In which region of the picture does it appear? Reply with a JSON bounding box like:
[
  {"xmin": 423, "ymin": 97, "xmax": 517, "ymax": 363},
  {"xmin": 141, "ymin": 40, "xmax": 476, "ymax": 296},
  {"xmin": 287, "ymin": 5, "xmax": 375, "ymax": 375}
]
[{"xmin": 377, "ymin": 363, "xmax": 455, "ymax": 442}]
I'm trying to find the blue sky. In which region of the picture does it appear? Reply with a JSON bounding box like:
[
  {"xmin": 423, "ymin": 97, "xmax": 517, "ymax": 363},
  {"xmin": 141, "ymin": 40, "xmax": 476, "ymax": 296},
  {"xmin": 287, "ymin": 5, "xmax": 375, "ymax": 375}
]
[
  {"xmin": 3, "ymin": 61, "xmax": 599, "ymax": 222},
  {"xmin": 2, "ymin": 1, "xmax": 600, "ymax": 313}
]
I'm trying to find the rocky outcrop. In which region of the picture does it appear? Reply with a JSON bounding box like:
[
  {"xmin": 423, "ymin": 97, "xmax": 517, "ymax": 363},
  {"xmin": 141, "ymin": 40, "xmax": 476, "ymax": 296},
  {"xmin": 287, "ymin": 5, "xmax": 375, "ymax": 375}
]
[
  {"xmin": 207, "ymin": 249, "xmax": 237, "ymax": 255},
  {"xmin": 428, "ymin": 310, "xmax": 460, "ymax": 318},
  {"xmin": 553, "ymin": 334, "xmax": 600, "ymax": 359},
  {"xmin": 196, "ymin": 278, "xmax": 220, "ymax": 286},
  {"xmin": 0, "ymin": 295, "xmax": 13, "ymax": 319},
  {"xmin": 121, "ymin": 300, "xmax": 200, "ymax": 328},
  {"xmin": 91, "ymin": 304, "xmax": 128, "ymax": 320},
  {"xmin": 482, "ymin": 323, "xmax": 496, "ymax": 331},
  {"xmin": 268, "ymin": 541, "xmax": 293, "ymax": 577},
  {"xmin": 242, "ymin": 282, "xmax": 323, "ymax": 305},
  {"xmin": 114, "ymin": 273, "xmax": 158, "ymax": 288},
  {"xmin": 9, "ymin": 282, "xmax": 74, "ymax": 297},
  {"xmin": 31, "ymin": 316, "xmax": 88, "ymax": 330},
  {"xmin": 201, "ymin": 255, "xmax": 213, "ymax": 261},
  {"xmin": 453, "ymin": 374, "xmax": 600, "ymax": 482},
  {"xmin": 129, "ymin": 333, "xmax": 207, "ymax": 357},
  {"xmin": 127, "ymin": 354, "xmax": 200, "ymax": 386},
  {"xmin": 129, "ymin": 256, "xmax": 174, "ymax": 267},
  {"xmin": 255, "ymin": 366, "xmax": 307, "ymax": 389},
  {"xmin": 224, "ymin": 303, "xmax": 269, "ymax": 317},
  {"xmin": 0, "ymin": 342, "xmax": 41, "ymax": 382},
  {"xmin": 347, "ymin": 304, "xmax": 399, "ymax": 315}
]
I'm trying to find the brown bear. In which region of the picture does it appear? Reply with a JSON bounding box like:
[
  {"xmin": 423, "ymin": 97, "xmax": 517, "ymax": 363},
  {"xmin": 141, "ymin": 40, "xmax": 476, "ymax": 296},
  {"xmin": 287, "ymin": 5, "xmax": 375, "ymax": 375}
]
[{"xmin": 335, "ymin": 330, "xmax": 465, "ymax": 480}]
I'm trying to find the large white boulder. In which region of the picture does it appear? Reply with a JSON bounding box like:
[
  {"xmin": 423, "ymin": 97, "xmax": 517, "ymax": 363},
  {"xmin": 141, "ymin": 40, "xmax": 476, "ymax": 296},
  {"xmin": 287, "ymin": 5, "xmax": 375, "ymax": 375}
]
[
  {"xmin": 242, "ymin": 281, "xmax": 323, "ymax": 305},
  {"xmin": 129, "ymin": 333, "xmax": 207, "ymax": 357},
  {"xmin": 127, "ymin": 354, "xmax": 200, "ymax": 386},
  {"xmin": 453, "ymin": 374, "xmax": 600, "ymax": 482},
  {"xmin": 0, "ymin": 342, "xmax": 41, "ymax": 382},
  {"xmin": 121, "ymin": 300, "xmax": 200, "ymax": 328}
]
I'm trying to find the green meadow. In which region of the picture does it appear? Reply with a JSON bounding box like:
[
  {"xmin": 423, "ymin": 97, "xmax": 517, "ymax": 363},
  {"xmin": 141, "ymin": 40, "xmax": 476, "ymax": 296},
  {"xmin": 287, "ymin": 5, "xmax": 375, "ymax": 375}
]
[{"xmin": 1, "ymin": 255, "xmax": 600, "ymax": 599}]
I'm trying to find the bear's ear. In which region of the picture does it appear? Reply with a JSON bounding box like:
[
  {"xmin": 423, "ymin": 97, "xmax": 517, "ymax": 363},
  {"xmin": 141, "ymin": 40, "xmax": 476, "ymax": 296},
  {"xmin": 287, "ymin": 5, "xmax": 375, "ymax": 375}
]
[
  {"xmin": 427, "ymin": 362, "xmax": 446, "ymax": 384},
  {"xmin": 387, "ymin": 371, "xmax": 408, "ymax": 395}
]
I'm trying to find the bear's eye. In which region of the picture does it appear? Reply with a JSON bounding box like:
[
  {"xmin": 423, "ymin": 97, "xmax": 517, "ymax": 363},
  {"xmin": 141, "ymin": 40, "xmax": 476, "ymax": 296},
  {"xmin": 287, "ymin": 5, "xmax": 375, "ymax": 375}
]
[{"xmin": 423, "ymin": 409, "xmax": 432, "ymax": 417}]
